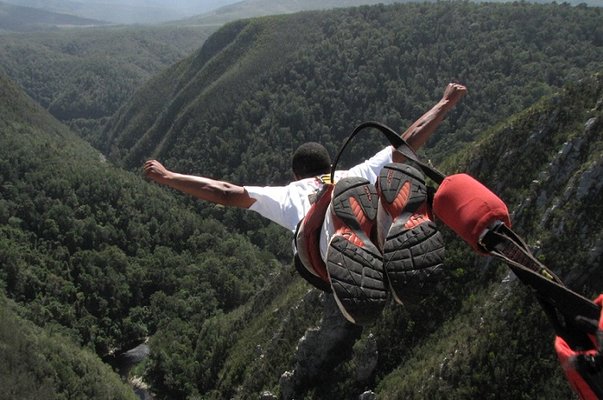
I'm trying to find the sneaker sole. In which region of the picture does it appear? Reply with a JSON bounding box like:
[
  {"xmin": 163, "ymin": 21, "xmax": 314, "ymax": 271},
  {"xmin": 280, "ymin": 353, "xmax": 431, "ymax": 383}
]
[
  {"xmin": 326, "ymin": 177, "xmax": 387, "ymax": 325},
  {"xmin": 378, "ymin": 164, "xmax": 445, "ymax": 305},
  {"xmin": 383, "ymin": 220, "xmax": 445, "ymax": 305}
]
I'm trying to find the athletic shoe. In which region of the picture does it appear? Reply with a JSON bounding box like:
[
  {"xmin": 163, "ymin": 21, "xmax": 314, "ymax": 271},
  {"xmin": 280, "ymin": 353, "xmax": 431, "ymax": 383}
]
[
  {"xmin": 376, "ymin": 163, "xmax": 445, "ymax": 305},
  {"xmin": 326, "ymin": 176, "xmax": 388, "ymax": 325}
]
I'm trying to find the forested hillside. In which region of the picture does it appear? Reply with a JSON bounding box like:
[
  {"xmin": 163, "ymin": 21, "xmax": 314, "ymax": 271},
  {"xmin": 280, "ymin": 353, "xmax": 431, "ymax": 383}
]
[
  {"xmin": 0, "ymin": 295, "xmax": 137, "ymax": 400},
  {"xmin": 103, "ymin": 2, "xmax": 602, "ymax": 182},
  {"xmin": 0, "ymin": 25, "xmax": 216, "ymax": 141},
  {"xmin": 183, "ymin": 0, "xmax": 404, "ymax": 26},
  {"xmin": 0, "ymin": 71, "xmax": 282, "ymax": 396},
  {"xmin": 0, "ymin": 1, "xmax": 107, "ymax": 33}
]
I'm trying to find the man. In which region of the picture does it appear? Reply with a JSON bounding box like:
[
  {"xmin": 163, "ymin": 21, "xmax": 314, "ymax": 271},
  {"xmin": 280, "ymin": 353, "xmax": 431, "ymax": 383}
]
[{"xmin": 144, "ymin": 82, "xmax": 467, "ymax": 325}]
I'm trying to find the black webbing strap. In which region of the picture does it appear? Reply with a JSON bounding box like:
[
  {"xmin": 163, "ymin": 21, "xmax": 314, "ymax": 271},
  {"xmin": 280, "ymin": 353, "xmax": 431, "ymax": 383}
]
[
  {"xmin": 481, "ymin": 222, "xmax": 600, "ymax": 346},
  {"xmin": 574, "ymin": 358, "xmax": 603, "ymax": 397},
  {"xmin": 330, "ymin": 121, "xmax": 446, "ymax": 185},
  {"xmin": 480, "ymin": 222, "xmax": 563, "ymax": 284}
]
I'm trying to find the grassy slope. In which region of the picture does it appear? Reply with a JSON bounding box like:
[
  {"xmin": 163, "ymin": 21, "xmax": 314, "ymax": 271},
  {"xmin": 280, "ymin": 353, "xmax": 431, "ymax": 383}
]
[{"xmin": 102, "ymin": 14, "xmax": 324, "ymax": 170}]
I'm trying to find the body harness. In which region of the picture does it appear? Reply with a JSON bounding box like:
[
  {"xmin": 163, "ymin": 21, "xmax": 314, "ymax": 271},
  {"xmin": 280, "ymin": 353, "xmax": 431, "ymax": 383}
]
[{"xmin": 293, "ymin": 121, "xmax": 603, "ymax": 398}]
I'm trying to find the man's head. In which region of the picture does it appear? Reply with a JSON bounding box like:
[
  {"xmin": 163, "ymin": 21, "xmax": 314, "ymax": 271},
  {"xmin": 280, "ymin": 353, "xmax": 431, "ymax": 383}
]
[{"xmin": 291, "ymin": 142, "xmax": 331, "ymax": 180}]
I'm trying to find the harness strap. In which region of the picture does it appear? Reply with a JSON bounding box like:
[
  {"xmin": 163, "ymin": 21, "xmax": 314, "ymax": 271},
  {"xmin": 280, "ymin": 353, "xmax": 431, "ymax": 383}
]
[
  {"xmin": 481, "ymin": 222, "xmax": 600, "ymax": 347},
  {"xmin": 298, "ymin": 120, "xmax": 599, "ymax": 350},
  {"xmin": 294, "ymin": 184, "xmax": 333, "ymax": 292},
  {"xmin": 339, "ymin": 121, "xmax": 601, "ymax": 346},
  {"xmin": 330, "ymin": 121, "xmax": 446, "ymax": 185}
]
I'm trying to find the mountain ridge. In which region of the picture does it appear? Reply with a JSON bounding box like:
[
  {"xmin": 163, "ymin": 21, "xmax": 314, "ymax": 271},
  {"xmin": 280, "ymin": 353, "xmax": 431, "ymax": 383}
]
[
  {"xmin": 0, "ymin": 1, "xmax": 108, "ymax": 33},
  {"xmin": 179, "ymin": 0, "xmax": 603, "ymax": 27},
  {"xmin": 0, "ymin": 0, "xmax": 241, "ymax": 24},
  {"xmin": 0, "ymin": 24, "xmax": 215, "ymax": 140},
  {"xmin": 101, "ymin": 2, "xmax": 603, "ymax": 181}
]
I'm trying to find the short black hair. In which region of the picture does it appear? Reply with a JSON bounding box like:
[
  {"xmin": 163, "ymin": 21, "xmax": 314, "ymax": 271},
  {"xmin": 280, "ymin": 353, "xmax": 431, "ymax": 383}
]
[{"xmin": 291, "ymin": 142, "xmax": 331, "ymax": 179}]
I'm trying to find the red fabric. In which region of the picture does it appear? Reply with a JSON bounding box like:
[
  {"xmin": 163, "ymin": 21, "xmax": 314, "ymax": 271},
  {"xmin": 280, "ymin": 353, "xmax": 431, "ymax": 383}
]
[
  {"xmin": 554, "ymin": 295, "xmax": 603, "ymax": 400},
  {"xmin": 432, "ymin": 173, "xmax": 511, "ymax": 253},
  {"xmin": 298, "ymin": 185, "xmax": 333, "ymax": 283},
  {"xmin": 555, "ymin": 337, "xmax": 599, "ymax": 400}
]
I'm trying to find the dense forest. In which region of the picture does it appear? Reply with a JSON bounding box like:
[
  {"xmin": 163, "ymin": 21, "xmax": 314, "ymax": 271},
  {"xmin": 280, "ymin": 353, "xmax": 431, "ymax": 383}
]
[
  {"xmin": 0, "ymin": 72, "xmax": 281, "ymax": 397},
  {"xmin": 0, "ymin": 25, "xmax": 217, "ymax": 141},
  {"xmin": 0, "ymin": 295, "xmax": 137, "ymax": 399},
  {"xmin": 0, "ymin": 1, "xmax": 602, "ymax": 399}
]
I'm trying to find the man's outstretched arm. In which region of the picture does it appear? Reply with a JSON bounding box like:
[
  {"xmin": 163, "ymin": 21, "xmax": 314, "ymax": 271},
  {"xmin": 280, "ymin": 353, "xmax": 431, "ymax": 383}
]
[
  {"xmin": 143, "ymin": 160, "xmax": 256, "ymax": 209},
  {"xmin": 394, "ymin": 82, "xmax": 467, "ymax": 162}
]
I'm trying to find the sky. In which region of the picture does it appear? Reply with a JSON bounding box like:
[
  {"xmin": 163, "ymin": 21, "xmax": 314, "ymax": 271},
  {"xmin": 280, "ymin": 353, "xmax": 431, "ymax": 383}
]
[{"xmin": 4, "ymin": 0, "xmax": 602, "ymax": 25}]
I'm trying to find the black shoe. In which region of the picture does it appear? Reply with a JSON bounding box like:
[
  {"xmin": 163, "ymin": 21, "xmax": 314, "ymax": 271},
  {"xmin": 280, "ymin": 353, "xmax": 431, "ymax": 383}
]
[
  {"xmin": 326, "ymin": 177, "xmax": 387, "ymax": 325},
  {"xmin": 376, "ymin": 163, "xmax": 445, "ymax": 305}
]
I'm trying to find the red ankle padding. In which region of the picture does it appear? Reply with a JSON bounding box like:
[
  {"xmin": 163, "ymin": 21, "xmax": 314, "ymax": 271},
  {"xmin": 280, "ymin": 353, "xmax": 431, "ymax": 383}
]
[
  {"xmin": 432, "ymin": 174, "xmax": 511, "ymax": 253},
  {"xmin": 555, "ymin": 337, "xmax": 600, "ymax": 400},
  {"xmin": 554, "ymin": 294, "xmax": 603, "ymax": 400},
  {"xmin": 296, "ymin": 185, "xmax": 333, "ymax": 283}
]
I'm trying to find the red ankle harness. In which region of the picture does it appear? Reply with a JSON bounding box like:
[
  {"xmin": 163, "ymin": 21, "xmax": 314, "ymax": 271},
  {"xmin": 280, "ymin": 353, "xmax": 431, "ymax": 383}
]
[{"xmin": 294, "ymin": 183, "xmax": 334, "ymax": 292}]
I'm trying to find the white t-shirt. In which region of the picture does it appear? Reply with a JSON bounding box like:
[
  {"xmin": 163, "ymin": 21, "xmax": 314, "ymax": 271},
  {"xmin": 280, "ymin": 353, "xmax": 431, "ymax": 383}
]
[{"xmin": 244, "ymin": 147, "xmax": 393, "ymax": 261}]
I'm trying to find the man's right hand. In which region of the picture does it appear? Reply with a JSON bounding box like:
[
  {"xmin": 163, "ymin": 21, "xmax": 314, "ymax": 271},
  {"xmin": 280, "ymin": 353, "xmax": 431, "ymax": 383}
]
[{"xmin": 442, "ymin": 83, "xmax": 467, "ymax": 109}]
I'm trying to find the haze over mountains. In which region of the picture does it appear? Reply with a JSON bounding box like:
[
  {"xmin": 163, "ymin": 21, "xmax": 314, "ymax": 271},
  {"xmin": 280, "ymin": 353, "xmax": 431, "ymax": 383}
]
[
  {"xmin": 1, "ymin": 0, "xmax": 601, "ymax": 26},
  {"xmin": 0, "ymin": 0, "xmax": 242, "ymax": 24},
  {"xmin": 0, "ymin": 1, "xmax": 109, "ymax": 32}
]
